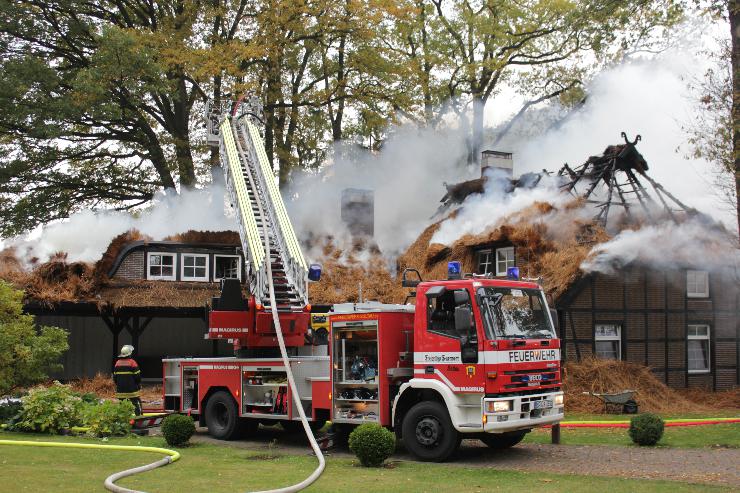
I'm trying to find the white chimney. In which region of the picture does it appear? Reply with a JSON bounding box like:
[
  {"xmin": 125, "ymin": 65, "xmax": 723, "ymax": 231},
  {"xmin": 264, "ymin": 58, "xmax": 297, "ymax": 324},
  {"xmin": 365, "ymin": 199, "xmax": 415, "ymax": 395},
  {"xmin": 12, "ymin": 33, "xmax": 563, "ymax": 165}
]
[{"xmin": 481, "ymin": 150, "xmax": 513, "ymax": 178}]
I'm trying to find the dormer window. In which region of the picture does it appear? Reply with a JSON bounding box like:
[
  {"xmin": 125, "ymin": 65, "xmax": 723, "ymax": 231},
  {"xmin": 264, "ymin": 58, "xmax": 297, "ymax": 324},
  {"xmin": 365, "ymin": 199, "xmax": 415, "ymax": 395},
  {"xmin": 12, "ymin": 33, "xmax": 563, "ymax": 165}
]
[
  {"xmin": 215, "ymin": 255, "xmax": 241, "ymax": 281},
  {"xmin": 477, "ymin": 250, "xmax": 493, "ymax": 274},
  {"xmin": 182, "ymin": 254, "xmax": 209, "ymax": 282},
  {"xmin": 496, "ymin": 247, "xmax": 515, "ymax": 276},
  {"xmin": 147, "ymin": 253, "xmax": 176, "ymax": 281}
]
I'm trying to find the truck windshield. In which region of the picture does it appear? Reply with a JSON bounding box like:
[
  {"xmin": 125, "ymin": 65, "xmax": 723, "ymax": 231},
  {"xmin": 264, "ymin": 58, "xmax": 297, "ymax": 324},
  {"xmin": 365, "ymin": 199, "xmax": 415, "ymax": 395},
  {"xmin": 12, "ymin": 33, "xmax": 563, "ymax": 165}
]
[{"xmin": 477, "ymin": 287, "xmax": 556, "ymax": 340}]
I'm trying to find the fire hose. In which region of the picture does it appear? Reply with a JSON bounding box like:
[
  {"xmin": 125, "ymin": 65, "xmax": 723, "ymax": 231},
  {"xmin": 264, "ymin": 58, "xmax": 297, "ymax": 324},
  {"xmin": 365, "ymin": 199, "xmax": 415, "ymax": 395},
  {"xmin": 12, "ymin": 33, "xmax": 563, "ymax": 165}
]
[
  {"xmin": 249, "ymin": 164, "xmax": 326, "ymax": 493},
  {"xmin": 0, "ymin": 439, "xmax": 180, "ymax": 492}
]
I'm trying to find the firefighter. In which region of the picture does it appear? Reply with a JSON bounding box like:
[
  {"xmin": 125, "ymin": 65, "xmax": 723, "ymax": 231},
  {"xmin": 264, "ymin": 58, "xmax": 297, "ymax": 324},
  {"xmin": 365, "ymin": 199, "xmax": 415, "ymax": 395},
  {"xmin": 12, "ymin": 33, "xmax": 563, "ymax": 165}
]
[{"xmin": 113, "ymin": 345, "xmax": 142, "ymax": 416}]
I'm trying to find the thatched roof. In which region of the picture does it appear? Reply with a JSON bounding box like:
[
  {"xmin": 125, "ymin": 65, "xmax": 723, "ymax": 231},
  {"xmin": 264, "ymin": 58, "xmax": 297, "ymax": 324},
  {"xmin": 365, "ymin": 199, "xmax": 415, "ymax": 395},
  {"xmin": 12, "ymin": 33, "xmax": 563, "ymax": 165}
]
[{"xmin": 0, "ymin": 230, "xmax": 243, "ymax": 311}]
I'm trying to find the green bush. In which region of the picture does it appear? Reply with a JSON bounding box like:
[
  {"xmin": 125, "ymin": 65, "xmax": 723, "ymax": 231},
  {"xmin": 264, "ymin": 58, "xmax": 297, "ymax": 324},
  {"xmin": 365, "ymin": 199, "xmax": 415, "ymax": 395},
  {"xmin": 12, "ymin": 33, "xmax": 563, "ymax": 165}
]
[
  {"xmin": 17, "ymin": 383, "xmax": 85, "ymax": 433},
  {"xmin": 0, "ymin": 281, "xmax": 68, "ymax": 396},
  {"xmin": 348, "ymin": 423, "xmax": 396, "ymax": 467},
  {"xmin": 84, "ymin": 399, "xmax": 134, "ymax": 437},
  {"xmin": 161, "ymin": 414, "xmax": 195, "ymax": 446},
  {"xmin": 629, "ymin": 413, "xmax": 665, "ymax": 446}
]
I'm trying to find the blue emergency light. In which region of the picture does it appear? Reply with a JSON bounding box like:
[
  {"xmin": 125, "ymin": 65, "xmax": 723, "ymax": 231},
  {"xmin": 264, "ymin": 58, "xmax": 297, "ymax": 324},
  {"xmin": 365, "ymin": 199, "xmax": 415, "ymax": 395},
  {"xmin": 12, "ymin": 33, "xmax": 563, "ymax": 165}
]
[
  {"xmin": 506, "ymin": 266, "xmax": 519, "ymax": 280},
  {"xmin": 447, "ymin": 261, "xmax": 462, "ymax": 280},
  {"xmin": 308, "ymin": 264, "xmax": 322, "ymax": 282}
]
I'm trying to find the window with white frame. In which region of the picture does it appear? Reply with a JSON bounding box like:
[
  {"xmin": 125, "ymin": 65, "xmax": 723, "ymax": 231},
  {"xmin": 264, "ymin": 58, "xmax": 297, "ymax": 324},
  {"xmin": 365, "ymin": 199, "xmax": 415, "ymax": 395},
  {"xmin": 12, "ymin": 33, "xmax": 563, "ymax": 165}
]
[
  {"xmin": 181, "ymin": 254, "xmax": 209, "ymax": 281},
  {"xmin": 477, "ymin": 250, "xmax": 492, "ymax": 275},
  {"xmin": 147, "ymin": 253, "xmax": 176, "ymax": 281},
  {"xmin": 214, "ymin": 255, "xmax": 241, "ymax": 281},
  {"xmin": 496, "ymin": 247, "xmax": 515, "ymax": 276},
  {"xmin": 687, "ymin": 324, "xmax": 710, "ymax": 373},
  {"xmin": 594, "ymin": 324, "xmax": 621, "ymax": 360},
  {"xmin": 686, "ymin": 270, "xmax": 709, "ymax": 298}
]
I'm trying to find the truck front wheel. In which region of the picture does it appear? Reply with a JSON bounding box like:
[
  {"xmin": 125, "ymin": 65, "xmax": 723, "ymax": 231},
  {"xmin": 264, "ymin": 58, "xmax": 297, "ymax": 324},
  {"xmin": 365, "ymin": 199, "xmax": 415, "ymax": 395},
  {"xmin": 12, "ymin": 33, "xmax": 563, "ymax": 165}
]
[
  {"xmin": 204, "ymin": 390, "xmax": 252, "ymax": 440},
  {"xmin": 480, "ymin": 430, "xmax": 528, "ymax": 449},
  {"xmin": 401, "ymin": 401, "xmax": 460, "ymax": 462}
]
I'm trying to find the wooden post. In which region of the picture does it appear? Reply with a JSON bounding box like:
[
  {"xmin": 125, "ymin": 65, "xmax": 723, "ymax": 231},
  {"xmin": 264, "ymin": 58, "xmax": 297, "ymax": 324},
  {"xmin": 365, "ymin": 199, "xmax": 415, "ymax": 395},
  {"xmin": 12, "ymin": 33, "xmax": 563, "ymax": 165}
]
[{"xmin": 551, "ymin": 423, "xmax": 561, "ymax": 445}]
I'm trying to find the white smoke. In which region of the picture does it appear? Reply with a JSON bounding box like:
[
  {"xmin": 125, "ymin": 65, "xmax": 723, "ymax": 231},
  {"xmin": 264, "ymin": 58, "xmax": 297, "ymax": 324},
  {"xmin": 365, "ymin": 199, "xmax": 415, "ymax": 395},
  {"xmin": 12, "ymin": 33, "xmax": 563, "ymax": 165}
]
[
  {"xmin": 9, "ymin": 184, "xmax": 233, "ymax": 264},
  {"xmin": 582, "ymin": 217, "xmax": 740, "ymax": 275},
  {"xmin": 429, "ymin": 38, "xmax": 736, "ymax": 254},
  {"xmin": 430, "ymin": 169, "xmax": 575, "ymax": 245},
  {"xmin": 286, "ymin": 123, "xmax": 473, "ymax": 260}
]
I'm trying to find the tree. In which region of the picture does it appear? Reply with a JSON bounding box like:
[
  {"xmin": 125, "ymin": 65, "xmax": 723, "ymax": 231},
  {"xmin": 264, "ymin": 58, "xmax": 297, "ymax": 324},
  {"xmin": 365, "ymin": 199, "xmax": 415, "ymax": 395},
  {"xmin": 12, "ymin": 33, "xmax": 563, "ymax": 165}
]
[
  {"xmin": 685, "ymin": 0, "xmax": 740, "ymax": 237},
  {"xmin": 385, "ymin": 0, "xmax": 683, "ymax": 163},
  {"xmin": 0, "ymin": 280, "xmax": 69, "ymax": 395},
  {"xmin": 0, "ymin": 0, "xmax": 251, "ymax": 236},
  {"xmin": 730, "ymin": 0, "xmax": 740, "ymax": 235}
]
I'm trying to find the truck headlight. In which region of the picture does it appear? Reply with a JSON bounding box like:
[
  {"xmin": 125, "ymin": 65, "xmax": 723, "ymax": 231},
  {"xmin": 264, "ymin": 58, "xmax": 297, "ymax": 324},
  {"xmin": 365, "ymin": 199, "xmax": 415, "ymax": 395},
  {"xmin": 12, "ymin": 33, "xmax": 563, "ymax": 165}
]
[
  {"xmin": 486, "ymin": 400, "xmax": 513, "ymax": 413},
  {"xmin": 554, "ymin": 394, "xmax": 564, "ymax": 406}
]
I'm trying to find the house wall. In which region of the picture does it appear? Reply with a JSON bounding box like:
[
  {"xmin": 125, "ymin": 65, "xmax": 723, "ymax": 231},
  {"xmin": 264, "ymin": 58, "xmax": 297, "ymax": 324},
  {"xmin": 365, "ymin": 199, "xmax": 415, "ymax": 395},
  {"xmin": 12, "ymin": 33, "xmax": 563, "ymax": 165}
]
[
  {"xmin": 114, "ymin": 251, "xmax": 145, "ymax": 280},
  {"xmin": 36, "ymin": 315, "xmax": 232, "ymax": 381},
  {"xmin": 558, "ymin": 268, "xmax": 740, "ymax": 391}
]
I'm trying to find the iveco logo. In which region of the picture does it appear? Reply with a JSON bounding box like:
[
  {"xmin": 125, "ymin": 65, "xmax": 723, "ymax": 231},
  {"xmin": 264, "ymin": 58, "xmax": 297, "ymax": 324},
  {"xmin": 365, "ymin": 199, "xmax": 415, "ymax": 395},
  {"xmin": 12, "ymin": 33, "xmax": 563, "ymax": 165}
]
[{"xmin": 528, "ymin": 374, "xmax": 542, "ymax": 382}]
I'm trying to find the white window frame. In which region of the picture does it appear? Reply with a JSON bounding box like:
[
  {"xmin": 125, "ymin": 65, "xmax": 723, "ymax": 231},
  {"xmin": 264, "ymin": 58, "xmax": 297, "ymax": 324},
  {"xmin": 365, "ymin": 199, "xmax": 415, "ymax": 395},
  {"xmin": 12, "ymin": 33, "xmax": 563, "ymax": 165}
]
[
  {"xmin": 477, "ymin": 249, "xmax": 493, "ymax": 275},
  {"xmin": 214, "ymin": 254, "xmax": 242, "ymax": 281},
  {"xmin": 147, "ymin": 252, "xmax": 176, "ymax": 281},
  {"xmin": 594, "ymin": 324, "xmax": 622, "ymax": 360},
  {"xmin": 686, "ymin": 270, "xmax": 709, "ymax": 298},
  {"xmin": 495, "ymin": 247, "xmax": 515, "ymax": 276},
  {"xmin": 181, "ymin": 253, "xmax": 209, "ymax": 282},
  {"xmin": 687, "ymin": 324, "xmax": 711, "ymax": 374}
]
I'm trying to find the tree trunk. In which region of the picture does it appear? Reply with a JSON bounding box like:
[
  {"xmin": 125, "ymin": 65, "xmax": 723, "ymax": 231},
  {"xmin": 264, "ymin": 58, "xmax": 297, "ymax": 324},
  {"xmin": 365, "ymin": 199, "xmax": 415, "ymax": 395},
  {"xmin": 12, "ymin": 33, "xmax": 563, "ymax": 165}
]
[{"xmin": 730, "ymin": 0, "xmax": 740, "ymax": 237}]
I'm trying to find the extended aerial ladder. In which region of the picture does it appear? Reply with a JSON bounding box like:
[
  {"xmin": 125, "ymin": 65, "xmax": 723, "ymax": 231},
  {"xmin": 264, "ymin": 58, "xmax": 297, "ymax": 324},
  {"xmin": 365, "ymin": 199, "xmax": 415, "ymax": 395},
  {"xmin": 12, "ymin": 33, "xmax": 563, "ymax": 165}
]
[{"xmin": 205, "ymin": 96, "xmax": 317, "ymax": 348}]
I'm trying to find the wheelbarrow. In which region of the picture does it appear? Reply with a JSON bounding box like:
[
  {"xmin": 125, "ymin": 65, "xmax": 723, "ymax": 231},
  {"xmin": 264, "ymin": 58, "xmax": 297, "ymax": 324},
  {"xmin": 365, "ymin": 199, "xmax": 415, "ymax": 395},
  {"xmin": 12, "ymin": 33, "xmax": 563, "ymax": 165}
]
[{"xmin": 582, "ymin": 390, "xmax": 638, "ymax": 414}]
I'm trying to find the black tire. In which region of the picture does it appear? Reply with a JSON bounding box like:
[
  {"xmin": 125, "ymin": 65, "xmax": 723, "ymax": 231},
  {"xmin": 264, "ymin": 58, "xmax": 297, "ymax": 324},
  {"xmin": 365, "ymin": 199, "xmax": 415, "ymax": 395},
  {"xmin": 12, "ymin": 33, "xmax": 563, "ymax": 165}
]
[
  {"xmin": 402, "ymin": 401, "xmax": 460, "ymax": 462},
  {"xmin": 479, "ymin": 430, "xmax": 528, "ymax": 449},
  {"xmin": 204, "ymin": 390, "xmax": 248, "ymax": 440}
]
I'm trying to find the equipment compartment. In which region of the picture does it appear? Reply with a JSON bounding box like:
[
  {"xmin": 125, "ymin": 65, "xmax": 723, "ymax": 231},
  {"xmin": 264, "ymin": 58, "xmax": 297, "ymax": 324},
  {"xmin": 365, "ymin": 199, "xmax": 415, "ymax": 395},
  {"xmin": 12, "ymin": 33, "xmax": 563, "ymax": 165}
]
[
  {"xmin": 332, "ymin": 320, "xmax": 380, "ymax": 422},
  {"xmin": 242, "ymin": 370, "xmax": 289, "ymax": 417}
]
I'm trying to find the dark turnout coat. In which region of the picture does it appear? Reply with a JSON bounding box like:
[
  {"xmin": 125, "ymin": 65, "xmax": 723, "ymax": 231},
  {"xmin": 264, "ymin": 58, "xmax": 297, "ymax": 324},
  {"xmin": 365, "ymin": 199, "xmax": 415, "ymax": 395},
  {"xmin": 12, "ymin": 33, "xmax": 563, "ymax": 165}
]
[{"xmin": 113, "ymin": 357, "xmax": 141, "ymax": 398}]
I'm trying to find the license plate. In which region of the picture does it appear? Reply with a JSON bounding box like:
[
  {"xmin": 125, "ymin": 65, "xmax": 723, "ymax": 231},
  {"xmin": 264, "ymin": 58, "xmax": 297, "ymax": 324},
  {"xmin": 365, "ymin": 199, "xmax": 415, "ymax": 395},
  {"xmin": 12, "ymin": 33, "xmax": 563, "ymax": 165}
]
[{"xmin": 533, "ymin": 400, "xmax": 553, "ymax": 410}]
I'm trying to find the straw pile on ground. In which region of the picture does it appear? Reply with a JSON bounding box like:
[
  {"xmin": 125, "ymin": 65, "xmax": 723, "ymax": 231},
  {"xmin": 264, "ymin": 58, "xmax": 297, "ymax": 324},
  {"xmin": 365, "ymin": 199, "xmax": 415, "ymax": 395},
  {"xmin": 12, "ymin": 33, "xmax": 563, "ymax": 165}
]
[
  {"xmin": 68, "ymin": 373, "xmax": 162, "ymax": 404},
  {"xmin": 563, "ymin": 358, "xmax": 710, "ymax": 414}
]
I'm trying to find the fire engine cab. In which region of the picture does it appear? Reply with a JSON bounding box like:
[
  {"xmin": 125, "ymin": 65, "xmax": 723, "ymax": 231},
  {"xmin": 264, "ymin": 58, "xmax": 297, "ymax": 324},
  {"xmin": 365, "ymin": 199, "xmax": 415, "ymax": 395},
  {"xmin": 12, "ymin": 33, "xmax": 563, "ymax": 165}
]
[{"xmin": 161, "ymin": 101, "xmax": 563, "ymax": 462}]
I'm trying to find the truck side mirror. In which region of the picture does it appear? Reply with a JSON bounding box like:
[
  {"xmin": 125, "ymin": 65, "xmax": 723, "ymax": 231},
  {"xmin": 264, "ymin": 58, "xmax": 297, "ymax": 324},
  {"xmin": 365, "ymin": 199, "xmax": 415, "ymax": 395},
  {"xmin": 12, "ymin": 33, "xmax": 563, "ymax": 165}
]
[
  {"xmin": 454, "ymin": 306, "xmax": 473, "ymax": 336},
  {"xmin": 550, "ymin": 308, "xmax": 559, "ymax": 332}
]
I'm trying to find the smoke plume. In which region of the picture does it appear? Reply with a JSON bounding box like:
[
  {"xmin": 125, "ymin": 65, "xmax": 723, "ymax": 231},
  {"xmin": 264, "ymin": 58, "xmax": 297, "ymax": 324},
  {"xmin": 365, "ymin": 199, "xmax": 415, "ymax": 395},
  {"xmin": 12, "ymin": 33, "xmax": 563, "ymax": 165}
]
[{"xmin": 9, "ymin": 184, "xmax": 233, "ymax": 265}]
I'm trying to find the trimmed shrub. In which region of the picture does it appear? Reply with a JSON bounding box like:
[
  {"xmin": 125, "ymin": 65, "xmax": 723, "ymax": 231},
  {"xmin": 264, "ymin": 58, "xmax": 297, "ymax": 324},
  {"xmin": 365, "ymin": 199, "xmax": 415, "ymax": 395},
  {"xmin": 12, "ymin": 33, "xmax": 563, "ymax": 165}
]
[
  {"xmin": 17, "ymin": 383, "xmax": 85, "ymax": 433},
  {"xmin": 348, "ymin": 423, "xmax": 395, "ymax": 467},
  {"xmin": 161, "ymin": 414, "xmax": 195, "ymax": 446},
  {"xmin": 85, "ymin": 399, "xmax": 134, "ymax": 437},
  {"xmin": 629, "ymin": 413, "xmax": 664, "ymax": 446}
]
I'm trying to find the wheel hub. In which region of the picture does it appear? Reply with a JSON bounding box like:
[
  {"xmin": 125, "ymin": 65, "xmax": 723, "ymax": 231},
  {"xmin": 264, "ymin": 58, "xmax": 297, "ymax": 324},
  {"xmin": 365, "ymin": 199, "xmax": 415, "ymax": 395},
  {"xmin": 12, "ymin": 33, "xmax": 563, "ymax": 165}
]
[
  {"xmin": 415, "ymin": 416, "xmax": 441, "ymax": 446},
  {"xmin": 214, "ymin": 402, "xmax": 228, "ymax": 428}
]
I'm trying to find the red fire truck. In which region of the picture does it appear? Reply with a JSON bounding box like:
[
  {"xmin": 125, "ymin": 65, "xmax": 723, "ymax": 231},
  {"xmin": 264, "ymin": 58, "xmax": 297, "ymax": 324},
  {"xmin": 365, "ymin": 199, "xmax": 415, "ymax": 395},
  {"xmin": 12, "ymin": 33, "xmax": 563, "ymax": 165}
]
[
  {"xmin": 163, "ymin": 104, "xmax": 563, "ymax": 461},
  {"xmin": 163, "ymin": 265, "xmax": 563, "ymax": 462}
]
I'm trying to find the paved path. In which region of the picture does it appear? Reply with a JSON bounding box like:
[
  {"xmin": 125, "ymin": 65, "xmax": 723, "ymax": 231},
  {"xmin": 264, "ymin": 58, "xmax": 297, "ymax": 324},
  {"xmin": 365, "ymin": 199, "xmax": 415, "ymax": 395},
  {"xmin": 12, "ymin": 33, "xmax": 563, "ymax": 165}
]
[{"xmin": 191, "ymin": 428, "xmax": 740, "ymax": 488}]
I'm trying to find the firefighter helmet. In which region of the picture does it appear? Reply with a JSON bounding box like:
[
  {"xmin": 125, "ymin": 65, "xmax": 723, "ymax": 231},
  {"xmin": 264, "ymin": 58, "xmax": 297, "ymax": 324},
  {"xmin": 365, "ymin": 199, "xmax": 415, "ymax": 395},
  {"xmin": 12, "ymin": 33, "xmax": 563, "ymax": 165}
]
[{"xmin": 119, "ymin": 345, "xmax": 134, "ymax": 357}]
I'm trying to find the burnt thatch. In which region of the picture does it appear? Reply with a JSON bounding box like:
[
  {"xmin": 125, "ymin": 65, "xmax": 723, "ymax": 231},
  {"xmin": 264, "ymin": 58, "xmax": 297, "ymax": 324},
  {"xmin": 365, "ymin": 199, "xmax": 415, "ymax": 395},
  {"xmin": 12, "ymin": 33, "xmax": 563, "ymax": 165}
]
[{"xmin": 398, "ymin": 200, "xmax": 608, "ymax": 300}]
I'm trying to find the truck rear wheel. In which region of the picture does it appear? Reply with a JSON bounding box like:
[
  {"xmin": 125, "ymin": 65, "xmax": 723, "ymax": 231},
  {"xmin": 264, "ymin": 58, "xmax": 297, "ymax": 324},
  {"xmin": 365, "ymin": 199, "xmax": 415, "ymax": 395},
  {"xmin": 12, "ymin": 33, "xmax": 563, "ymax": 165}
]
[
  {"xmin": 402, "ymin": 401, "xmax": 460, "ymax": 462},
  {"xmin": 480, "ymin": 430, "xmax": 528, "ymax": 449},
  {"xmin": 205, "ymin": 390, "xmax": 251, "ymax": 440}
]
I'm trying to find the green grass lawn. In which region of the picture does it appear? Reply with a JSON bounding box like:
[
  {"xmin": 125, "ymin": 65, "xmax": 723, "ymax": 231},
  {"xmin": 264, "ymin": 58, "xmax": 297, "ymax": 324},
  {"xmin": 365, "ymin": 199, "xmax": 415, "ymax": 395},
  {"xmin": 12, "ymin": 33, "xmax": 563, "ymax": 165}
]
[
  {"xmin": 0, "ymin": 431, "xmax": 730, "ymax": 493},
  {"xmin": 523, "ymin": 412, "xmax": 740, "ymax": 448}
]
